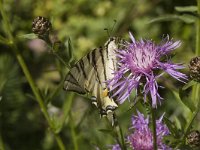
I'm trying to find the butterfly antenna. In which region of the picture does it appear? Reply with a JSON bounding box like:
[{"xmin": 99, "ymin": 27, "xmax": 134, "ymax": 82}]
[{"xmin": 110, "ymin": 19, "xmax": 117, "ymax": 36}]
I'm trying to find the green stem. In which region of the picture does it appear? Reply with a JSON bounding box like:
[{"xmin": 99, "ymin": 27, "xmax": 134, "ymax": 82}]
[
  {"xmin": 45, "ymin": 79, "xmax": 65, "ymax": 103},
  {"xmin": 183, "ymin": 95, "xmax": 200, "ymax": 139},
  {"xmin": 192, "ymin": 0, "xmax": 200, "ymax": 103},
  {"xmin": 151, "ymin": 107, "xmax": 157, "ymax": 150},
  {"xmin": 55, "ymin": 135, "xmax": 66, "ymax": 150},
  {"xmin": 178, "ymin": 0, "xmax": 200, "ymax": 148},
  {"xmin": 53, "ymin": 52, "xmax": 70, "ymax": 68},
  {"xmin": 69, "ymin": 113, "xmax": 79, "ymax": 150},
  {"xmin": 0, "ymin": 1, "xmax": 12, "ymax": 41},
  {"xmin": 119, "ymin": 125, "xmax": 126, "ymax": 150},
  {"xmin": 0, "ymin": 2, "xmax": 65, "ymax": 150},
  {"xmin": 190, "ymin": 0, "xmax": 200, "ymax": 135},
  {"xmin": 111, "ymin": 114, "xmax": 126, "ymax": 150},
  {"xmin": 114, "ymin": 125, "xmax": 123, "ymax": 150},
  {"xmin": 0, "ymin": 135, "xmax": 5, "ymax": 150},
  {"xmin": 13, "ymin": 39, "xmax": 66, "ymax": 150},
  {"xmin": 14, "ymin": 45, "xmax": 52, "ymax": 123},
  {"xmin": 44, "ymin": 35, "xmax": 71, "ymax": 69},
  {"xmin": 59, "ymin": 93, "xmax": 75, "ymax": 132},
  {"xmin": 112, "ymin": 125, "xmax": 123, "ymax": 149},
  {"xmin": 176, "ymin": 93, "xmax": 200, "ymax": 148},
  {"xmin": 196, "ymin": 0, "xmax": 200, "ymax": 56}
]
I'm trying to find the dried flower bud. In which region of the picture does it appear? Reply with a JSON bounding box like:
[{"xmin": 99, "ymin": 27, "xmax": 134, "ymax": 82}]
[
  {"xmin": 189, "ymin": 56, "xmax": 200, "ymax": 82},
  {"xmin": 32, "ymin": 16, "xmax": 52, "ymax": 36},
  {"xmin": 186, "ymin": 130, "xmax": 200, "ymax": 148}
]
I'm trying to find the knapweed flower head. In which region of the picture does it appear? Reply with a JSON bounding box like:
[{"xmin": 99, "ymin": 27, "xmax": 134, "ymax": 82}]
[
  {"xmin": 32, "ymin": 16, "xmax": 52, "ymax": 37},
  {"xmin": 186, "ymin": 130, "xmax": 200, "ymax": 148},
  {"xmin": 127, "ymin": 111, "xmax": 171, "ymax": 150},
  {"xmin": 108, "ymin": 32, "xmax": 187, "ymax": 107},
  {"xmin": 189, "ymin": 56, "xmax": 200, "ymax": 82}
]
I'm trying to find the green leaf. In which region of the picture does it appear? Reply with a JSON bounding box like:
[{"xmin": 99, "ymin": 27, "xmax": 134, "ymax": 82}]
[
  {"xmin": 0, "ymin": 35, "xmax": 7, "ymax": 44},
  {"xmin": 17, "ymin": 33, "xmax": 37, "ymax": 40},
  {"xmin": 54, "ymin": 93, "xmax": 74, "ymax": 133},
  {"xmin": 64, "ymin": 37, "xmax": 74, "ymax": 64},
  {"xmin": 98, "ymin": 129, "xmax": 112, "ymax": 132},
  {"xmin": 25, "ymin": 93, "xmax": 37, "ymax": 101},
  {"xmin": 149, "ymin": 14, "xmax": 197, "ymax": 24},
  {"xmin": 179, "ymin": 88, "xmax": 196, "ymax": 112},
  {"xmin": 149, "ymin": 15, "xmax": 179, "ymax": 23},
  {"xmin": 162, "ymin": 135, "xmax": 182, "ymax": 148},
  {"xmin": 182, "ymin": 80, "xmax": 197, "ymax": 90},
  {"xmin": 45, "ymin": 81, "xmax": 64, "ymax": 104},
  {"xmin": 178, "ymin": 14, "xmax": 197, "ymax": 23},
  {"xmin": 175, "ymin": 6, "xmax": 197, "ymax": 12},
  {"xmin": 98, "ymin": 129, "xmax": 113, "ymax": 134},
  {"xmin": 178, "ymin": 145, "xmax": 191, "ymax": 149},
  {"xmin": 163, "ymin": 116, "xmax": 181, "ymax": 137},
  {"xmin": 0, "ymin": 54, "xmax": 25, "ymax": 102}
]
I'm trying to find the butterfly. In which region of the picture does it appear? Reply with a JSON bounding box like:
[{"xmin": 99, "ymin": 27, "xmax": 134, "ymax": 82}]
[{"xmin": 64, "ymin": 37, "xmax": 122, "ymax": 117}]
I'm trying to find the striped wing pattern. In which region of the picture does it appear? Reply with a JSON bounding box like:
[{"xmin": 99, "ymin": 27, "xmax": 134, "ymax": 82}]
[{"xmin": 64, "ymin": 37, "xmax": 119, "ymax": 116}]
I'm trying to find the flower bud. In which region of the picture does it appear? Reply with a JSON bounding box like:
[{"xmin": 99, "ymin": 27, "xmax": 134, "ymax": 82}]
[
  {"xmin": 186, "ymin": 130, "xmax": 200, "ymax": 148},
  {"xmin": 189, "ymin": 56, "xmax": 200, "ymax": 82},
  {"xmin": 32, "ymin": 16, "xmax": 52, "ymax": 36}
]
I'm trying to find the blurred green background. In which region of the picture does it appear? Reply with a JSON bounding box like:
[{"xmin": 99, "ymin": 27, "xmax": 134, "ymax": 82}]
[{"xmin": 0, "ymin": 0, "xmax": 199, "ymax": 150}]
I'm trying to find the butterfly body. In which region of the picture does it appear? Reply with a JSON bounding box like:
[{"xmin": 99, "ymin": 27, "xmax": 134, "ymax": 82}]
[{"xmin": 64, "ymin": 37, "xmax": 121, "ymax": 116}]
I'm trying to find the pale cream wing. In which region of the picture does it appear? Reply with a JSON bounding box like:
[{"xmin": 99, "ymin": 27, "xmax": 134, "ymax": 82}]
[{"xmin": 64, "ymin": 37, "xmax": 120, "ymax": 116}]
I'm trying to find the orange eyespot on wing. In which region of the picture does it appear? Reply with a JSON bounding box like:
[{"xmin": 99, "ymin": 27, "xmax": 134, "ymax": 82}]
[{"xmin": 102, "ymin": 88, "xmax": 109, "ymax": 98}]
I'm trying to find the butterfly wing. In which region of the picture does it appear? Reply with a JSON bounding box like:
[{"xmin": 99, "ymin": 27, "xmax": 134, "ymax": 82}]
[{"xmin": 64, "ymin": 37, "xmax": 120, "ymax": 116}]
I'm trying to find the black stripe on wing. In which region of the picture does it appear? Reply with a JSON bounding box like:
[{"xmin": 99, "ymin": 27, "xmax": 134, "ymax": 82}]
[
  {"xmin": 79, "ymin": 59, "xmax": 87, "ymax": 79},
  {"xmin": 65, "ymin": 72, "xmax": 79, "ymax": 85},
  {"xmin": 75, "ymin": 65, "xmax": 80, "ymax": 72},
  {"xmin": 87, "ymin": 52, "xmax": 91, "ymax": 63},
  {"xmin": 91, "ymin": 49, "xmax": 101, "ymax": 83},
  {"xmin": 64, "ymin": 72, "xmax": 86, "ymax": 94},
  {"xmin": 99, "ymin": 47, "xmax": 107, "ymax": 81}
]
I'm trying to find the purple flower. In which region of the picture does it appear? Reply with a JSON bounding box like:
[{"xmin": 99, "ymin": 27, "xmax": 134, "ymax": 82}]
[
  {"xmin": 107, "ymin": 32, "xmax": 187, "ymax": 107},
  {"xmin": 108, "ymin": 144, "xmax": 121, "ymax": 150},
  {"xmin": 127, "ymin": 111, "xmax": 171, "ymax": 150}
]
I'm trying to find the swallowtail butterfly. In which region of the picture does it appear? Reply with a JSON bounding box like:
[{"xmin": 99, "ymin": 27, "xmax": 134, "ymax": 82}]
[{"xmin": 64, "ymin": 37, "xmax": 122, "ymax": 117}]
